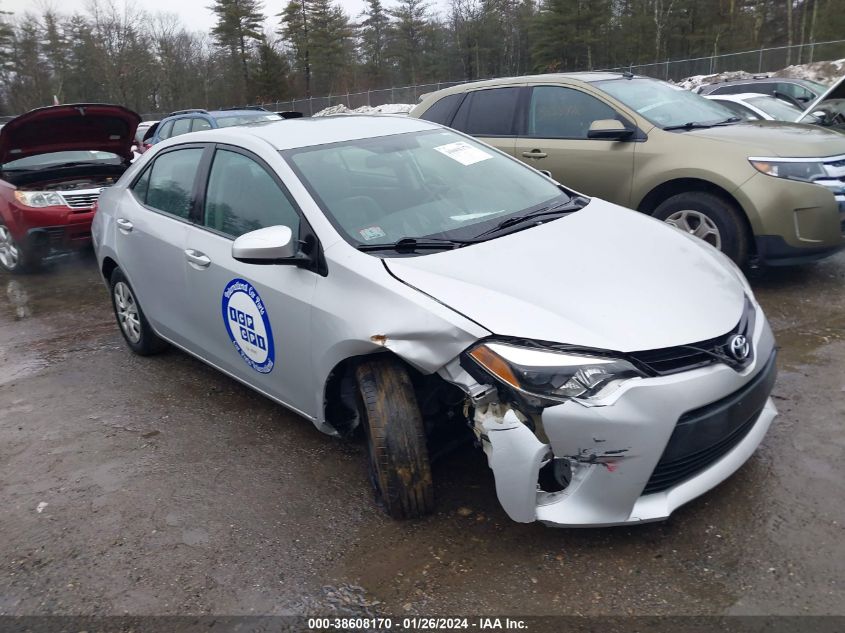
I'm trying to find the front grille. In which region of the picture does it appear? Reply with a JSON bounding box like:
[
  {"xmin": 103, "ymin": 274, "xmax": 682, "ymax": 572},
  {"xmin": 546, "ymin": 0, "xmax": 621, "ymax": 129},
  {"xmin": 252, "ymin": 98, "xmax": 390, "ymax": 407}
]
[
  {"xmin": 61, "ymin": 191, "xmax": 101, "ymax": 209},
  {"xmin": 642, "ymin": 351, "xmax": 777, "ymax": 495},
  {"xmin": 629, "ymin": 297, "xmax": 755, "ymax": 376}
]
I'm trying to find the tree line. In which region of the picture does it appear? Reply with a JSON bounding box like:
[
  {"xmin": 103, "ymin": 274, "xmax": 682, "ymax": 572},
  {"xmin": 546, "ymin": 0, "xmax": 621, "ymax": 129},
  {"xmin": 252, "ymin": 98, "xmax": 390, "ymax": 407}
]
[{"xmin": 0, "ymin": 0, "xmax": 841, "ymax": 116}]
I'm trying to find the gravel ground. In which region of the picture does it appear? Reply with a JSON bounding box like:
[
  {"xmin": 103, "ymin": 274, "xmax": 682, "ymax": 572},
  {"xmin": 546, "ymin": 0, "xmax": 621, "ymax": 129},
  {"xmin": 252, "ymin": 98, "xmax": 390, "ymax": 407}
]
[{"xmin": 0, "ymin": 251, "xmax": 843, "ymax": 617}]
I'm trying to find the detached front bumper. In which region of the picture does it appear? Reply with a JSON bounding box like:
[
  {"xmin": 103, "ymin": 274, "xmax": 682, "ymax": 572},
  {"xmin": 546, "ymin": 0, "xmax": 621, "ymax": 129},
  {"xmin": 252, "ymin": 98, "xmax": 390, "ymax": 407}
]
[{"xmin": 472, "ymin": 305, "xmax": 777, "ymax": 527}]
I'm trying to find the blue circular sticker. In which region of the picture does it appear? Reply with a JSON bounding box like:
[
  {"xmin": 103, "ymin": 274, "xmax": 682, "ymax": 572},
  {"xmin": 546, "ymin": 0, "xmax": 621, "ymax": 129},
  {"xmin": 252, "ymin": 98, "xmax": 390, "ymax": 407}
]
[{"xmin": 222, "ymin": 278, "xmax": 275, "ymax": 374}]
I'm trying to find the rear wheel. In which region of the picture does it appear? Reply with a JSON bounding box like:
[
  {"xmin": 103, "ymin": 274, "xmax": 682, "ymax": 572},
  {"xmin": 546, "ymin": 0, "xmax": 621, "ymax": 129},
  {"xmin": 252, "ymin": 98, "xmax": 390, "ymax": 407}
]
[
  {"xmin": 652, "ymin": 192, "xmax": 749, "ymax": 265},
  {"xmin": 109, "ymin": 268, "xmax": 168, "ymax": 356},
  {"xmin": 355, "ymin": 358, "xmax": 435, "ymax": 519},
  {"xmin": 0, "ymin": 225, "xmax": 38, "ymax": 273}
]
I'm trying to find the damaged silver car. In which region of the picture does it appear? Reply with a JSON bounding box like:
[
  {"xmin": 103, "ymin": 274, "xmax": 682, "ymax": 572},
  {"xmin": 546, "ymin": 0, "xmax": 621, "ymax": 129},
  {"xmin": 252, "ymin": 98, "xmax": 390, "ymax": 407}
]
[{"xmin": 92, "ymin": 115, "xmax": 778, "ymax": 527}]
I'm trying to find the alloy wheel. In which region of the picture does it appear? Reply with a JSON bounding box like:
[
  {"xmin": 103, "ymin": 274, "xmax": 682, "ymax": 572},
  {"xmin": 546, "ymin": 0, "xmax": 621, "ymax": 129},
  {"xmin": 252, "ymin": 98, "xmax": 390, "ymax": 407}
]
[
  {"xmin": 664, "ymin": 210, "xmax": 722, "ymax": 250},
  {"xmin": 114, "ymin": 281, "xmax": 142, "ymax": 344},
  {"xmin": 0, "ymin": 225, "xmax": 20, "ymax": 270}
]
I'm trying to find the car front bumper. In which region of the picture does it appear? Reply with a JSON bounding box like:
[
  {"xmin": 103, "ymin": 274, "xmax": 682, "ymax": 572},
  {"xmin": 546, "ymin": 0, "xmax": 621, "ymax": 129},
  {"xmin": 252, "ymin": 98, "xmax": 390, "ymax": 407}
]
[
  {"xmin": 473, "ymin": 303, "xmax": 777, "ymax": 527},
  {"xmin": 738, "ymin": 174, "xmax": 845, "ymax": 265}
]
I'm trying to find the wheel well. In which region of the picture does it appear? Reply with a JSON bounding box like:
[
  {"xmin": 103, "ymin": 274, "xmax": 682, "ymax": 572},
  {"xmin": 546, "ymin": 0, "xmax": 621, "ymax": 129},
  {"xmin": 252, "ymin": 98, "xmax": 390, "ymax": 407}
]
[
  {"xmin": 101, "ymin": 256, "xmax": 118, "ymax": 283},
  {"xmin": 637, "ymin": 178, "xmax": 755, "ymax": 255},
  {"xmin": 322, "ymin": 351, "xmax": 466, "ymax": 437}
]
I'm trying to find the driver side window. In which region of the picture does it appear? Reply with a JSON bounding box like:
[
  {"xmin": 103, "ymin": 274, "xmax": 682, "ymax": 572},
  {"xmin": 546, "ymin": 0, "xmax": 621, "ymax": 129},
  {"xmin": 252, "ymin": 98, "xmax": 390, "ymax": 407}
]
[
  {"xmin": 526, "ymin": 86, "xmax": 620, "ymax": 139},
  {"xmin": 203, "ymin": 149, "xmax": 300, "ymax": 239}
]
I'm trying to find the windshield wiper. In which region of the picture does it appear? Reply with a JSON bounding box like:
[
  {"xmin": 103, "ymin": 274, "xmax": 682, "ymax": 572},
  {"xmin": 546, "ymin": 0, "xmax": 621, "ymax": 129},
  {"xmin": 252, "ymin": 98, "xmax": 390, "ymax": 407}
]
[
  {"xmin": 664, "ymin": 116, "xmax": 741, "ymax": 131},
  {"xmin": 357, "ymin": 236, "xmax": 476, "ymax": 253},
  {"xmin": 473, "ymin": 196, "xmax": 589, "ymax": 240}
]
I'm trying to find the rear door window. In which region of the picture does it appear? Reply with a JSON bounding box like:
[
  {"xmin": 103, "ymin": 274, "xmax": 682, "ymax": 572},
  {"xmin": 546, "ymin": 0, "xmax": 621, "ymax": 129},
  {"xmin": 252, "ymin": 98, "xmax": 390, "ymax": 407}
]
[
  {"xmin": 171, "ymin": 118, "xmax": 191, "ymax": 137},
  {"xmin": 418, "ymin": 93, "xmax": 464, "ymax": 126},
  {"xmin": 145, "ymin": 148, "xmax": 204, "ymax": 219},
  {"xmin": 192, "ymin": 117, "xmax": 212, "ymax": 132},
  {"xmin": 451, "ymin": 87, "xmax": 520, "ymax": 136},
  {"xmin": 157, "ymin": 120, "xmax": 174, "ymax": 140}
]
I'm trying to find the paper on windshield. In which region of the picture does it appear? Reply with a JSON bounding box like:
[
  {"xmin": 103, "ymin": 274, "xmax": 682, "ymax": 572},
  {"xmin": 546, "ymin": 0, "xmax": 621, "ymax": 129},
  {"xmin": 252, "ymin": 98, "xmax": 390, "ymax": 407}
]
[{"xmin": 433, "ymin": 141, "xmax": 492, "ymax": 166}]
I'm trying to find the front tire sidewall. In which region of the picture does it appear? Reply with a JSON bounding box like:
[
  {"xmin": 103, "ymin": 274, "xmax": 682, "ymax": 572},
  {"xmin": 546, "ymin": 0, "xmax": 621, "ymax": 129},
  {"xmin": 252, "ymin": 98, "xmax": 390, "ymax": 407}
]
[
  {"xmin": 0, "ymin": 225, "xmax": 36, "ymax": 274},
  {"xmin": 355, "ymin": 358, "xmax": 435, "ymax": 520},
  {"xmin": 652, "ymin": 192, "xmax": 748, "ymax": 265}
]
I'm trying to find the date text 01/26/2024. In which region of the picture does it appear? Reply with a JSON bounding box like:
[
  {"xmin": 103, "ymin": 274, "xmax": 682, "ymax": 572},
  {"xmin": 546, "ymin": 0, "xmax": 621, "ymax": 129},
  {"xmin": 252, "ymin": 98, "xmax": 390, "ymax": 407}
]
[{"xmin": 306, "ymin": 617, "xmax": 528, "ymax": 630}]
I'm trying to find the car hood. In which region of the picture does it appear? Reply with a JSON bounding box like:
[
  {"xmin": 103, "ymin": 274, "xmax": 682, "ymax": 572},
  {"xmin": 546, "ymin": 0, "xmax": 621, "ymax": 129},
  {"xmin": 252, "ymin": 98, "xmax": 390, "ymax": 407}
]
[
  {"xmin": 0, "ymin": 103, "xmax": 141, "ymax": 165},
  {"xmin": 681, "ymin": 120, "xmax": 845, "ymax": 156},
  {"xmin": 799, "ymin": 74, "xmax": 845, "ymax": 118},
  {"xmin": 385, "ymin": 200, "xmax": 746, "ymax": 353}
]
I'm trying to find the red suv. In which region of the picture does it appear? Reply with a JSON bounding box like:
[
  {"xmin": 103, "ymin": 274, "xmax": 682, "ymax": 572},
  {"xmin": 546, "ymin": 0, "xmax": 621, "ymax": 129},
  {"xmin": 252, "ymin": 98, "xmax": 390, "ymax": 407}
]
[{"xmin": 0, "ymin": 103, "xmax": 140, "ymax": 272}]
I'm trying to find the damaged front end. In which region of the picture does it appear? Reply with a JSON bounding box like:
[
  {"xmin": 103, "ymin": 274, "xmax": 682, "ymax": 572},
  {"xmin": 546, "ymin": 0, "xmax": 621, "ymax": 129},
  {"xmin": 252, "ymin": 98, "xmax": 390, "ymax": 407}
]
[{"xmin": 436, "ymin": 310, "xmax": 778, "ymax": 527}]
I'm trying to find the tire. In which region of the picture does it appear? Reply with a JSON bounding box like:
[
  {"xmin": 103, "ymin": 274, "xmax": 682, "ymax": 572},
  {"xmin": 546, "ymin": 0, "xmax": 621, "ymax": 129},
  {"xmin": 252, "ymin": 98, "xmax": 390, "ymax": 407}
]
[
  {"xmin": 355, "ymin": 358, "xmax": 435, "ymax": 519},
  {"xmin": 652, "ymin": 192, "xmax": 749, "ymax": 265},
  {"xmin": 109, "ymin": 268, "xmax": 168, "ymax": 356},
  {"xmin": 0, "ymin": 224, "xmax": 39, "ymax": 273}
]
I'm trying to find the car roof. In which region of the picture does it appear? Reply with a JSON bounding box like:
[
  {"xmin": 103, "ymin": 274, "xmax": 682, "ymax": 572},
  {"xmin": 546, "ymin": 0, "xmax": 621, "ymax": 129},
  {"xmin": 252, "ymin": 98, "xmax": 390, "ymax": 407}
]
[
  {"xmin": 177, "ymin": 115, "xmax": 440, "ymax": 151},
  {"xmin": 700, "ymin": 77, "xmax": 817, "ymax": 92},
  {"xmin": 417, "ymin": 72, "xmax": 642, "ymax": 101}
]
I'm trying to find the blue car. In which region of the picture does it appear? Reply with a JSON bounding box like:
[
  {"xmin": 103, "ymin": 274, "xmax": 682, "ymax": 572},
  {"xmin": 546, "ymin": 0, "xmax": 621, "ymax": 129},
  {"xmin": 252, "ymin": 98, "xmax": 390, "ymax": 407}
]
[{"xmin": 148, "ymin": 108, "xmax": 282, "ymax": 146}]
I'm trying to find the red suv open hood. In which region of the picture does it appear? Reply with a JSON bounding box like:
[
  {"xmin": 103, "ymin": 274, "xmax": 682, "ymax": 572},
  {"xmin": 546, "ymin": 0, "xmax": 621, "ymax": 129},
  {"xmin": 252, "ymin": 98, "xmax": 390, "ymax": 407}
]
[{"xmin": 0, "ymin": 103, "xmax": 141, "ymax": 165}]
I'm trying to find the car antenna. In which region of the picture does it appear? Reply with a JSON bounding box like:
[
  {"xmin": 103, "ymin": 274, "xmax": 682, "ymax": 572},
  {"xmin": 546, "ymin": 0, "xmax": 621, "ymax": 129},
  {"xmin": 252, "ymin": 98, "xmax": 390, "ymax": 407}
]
[{"xmin": 622, "ymin": 71, "xmax": 635, "ymax": 80}]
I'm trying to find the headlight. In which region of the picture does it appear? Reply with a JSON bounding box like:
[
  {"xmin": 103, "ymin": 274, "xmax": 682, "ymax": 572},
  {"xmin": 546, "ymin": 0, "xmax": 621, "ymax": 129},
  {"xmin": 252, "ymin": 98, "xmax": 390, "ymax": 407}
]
[
  {"xmin": 14, "ymin": 190, "xmax": 67, "ymax": 208},
  {"xmin": 749, "ymin": 159, "xmax": 825, "ymax": 182},
  {"xmin": 467, "ymin": 342, "xmax": 645, "ymax": 403}
]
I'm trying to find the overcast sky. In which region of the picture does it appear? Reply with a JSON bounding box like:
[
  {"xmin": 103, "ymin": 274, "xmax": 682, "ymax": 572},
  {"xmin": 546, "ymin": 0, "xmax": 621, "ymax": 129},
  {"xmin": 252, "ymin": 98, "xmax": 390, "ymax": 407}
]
[{"xmin": 2, "ymin": 0, "xmax": 446, "ymax": 34}]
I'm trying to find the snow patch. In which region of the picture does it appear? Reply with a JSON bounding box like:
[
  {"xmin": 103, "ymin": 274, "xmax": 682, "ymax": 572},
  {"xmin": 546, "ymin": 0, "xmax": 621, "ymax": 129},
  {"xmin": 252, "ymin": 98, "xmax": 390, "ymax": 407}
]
[
  {"xmin": 312, "ymin": 103, "xmax": 413, "ymax": 117},
  {"xmin": 677, "ymin": 58, "xmax": 845, "ymax": 91}
]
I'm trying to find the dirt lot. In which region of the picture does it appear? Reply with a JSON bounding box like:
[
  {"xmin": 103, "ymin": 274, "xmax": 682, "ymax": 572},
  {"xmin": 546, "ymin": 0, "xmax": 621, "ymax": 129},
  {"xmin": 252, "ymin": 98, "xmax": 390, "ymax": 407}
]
[{"xmin": 0, "ymin": 251, "xmax": 843, "ymax": 617}]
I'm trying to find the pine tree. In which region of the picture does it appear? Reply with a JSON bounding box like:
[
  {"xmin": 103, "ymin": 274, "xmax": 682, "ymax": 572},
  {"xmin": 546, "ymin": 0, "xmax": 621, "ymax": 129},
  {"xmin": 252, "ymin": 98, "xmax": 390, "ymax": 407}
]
[
  {"xmin": 252, "ymin": 36, "xmax": 290, "ymax": 101},
  {"xmin": 210, "ymin": 0, "xmax": 265, "ymax": 101},
  {"xmin": 308, "ymin": 0, "xmax": 350, "ymax": 94},
  {"xmin": 359, "ymin": 0, "xmax": 391, "ymax": 84},
  {"xmin": 279, "ymin": 0, "xmax": 311, "ymax": 96}
]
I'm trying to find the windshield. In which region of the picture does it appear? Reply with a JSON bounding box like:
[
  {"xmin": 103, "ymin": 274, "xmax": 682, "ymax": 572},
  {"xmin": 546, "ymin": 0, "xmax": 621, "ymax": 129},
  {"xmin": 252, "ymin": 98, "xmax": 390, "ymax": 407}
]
[
  {"xmin": 216, "ymin": 112, "xmax": 282, "ymax": 128},
  {"xmin": 2, "ymin": 150, "xmax": 122, "ymax": 170},
  {"xmin": 595, "ymin": 78, "xmax": 737, "ymax": 128},
  {"xmin": 284, "ymin": 129, "xmax": 568, "ymax": 248},
  {"xmin": 747, "ymin": 96, "xmax": 803, "ymax": 120}
]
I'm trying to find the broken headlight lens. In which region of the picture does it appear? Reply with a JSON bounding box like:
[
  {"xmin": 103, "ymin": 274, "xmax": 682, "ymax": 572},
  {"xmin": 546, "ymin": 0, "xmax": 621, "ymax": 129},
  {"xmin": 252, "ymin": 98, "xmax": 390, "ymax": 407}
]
[
  {"xmin": 14, "ymin": 190, "xmax": 67, "ymax": 208},
  {"xmin": 468, "ymin": 342, "xmax": 645, "ymax": 403}
]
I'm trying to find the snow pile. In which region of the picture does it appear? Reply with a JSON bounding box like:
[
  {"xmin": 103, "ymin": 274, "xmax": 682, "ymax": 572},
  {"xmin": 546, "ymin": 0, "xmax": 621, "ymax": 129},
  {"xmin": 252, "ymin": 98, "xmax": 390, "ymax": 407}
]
[
  {"xmin": 676, "ymin": 71, "xmax": 756, "ymax": 91},
  {"xmin": 677, "ymin": 58, "xmax": 845, "ymax": 91},
  {"xmin": 312, "ymin": 103, "xmax": 413, "ymax": 117},
  {"xmin": 774, "ymin": 58, "xmax": 844, "ymax": 84}
]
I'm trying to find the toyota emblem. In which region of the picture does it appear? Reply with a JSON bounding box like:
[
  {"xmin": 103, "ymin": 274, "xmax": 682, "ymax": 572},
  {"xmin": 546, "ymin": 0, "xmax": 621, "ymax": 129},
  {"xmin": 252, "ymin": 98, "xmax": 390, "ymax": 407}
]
[{"xmin": 728, "ymin": 334, "xmax": 750, "ymax": 361}]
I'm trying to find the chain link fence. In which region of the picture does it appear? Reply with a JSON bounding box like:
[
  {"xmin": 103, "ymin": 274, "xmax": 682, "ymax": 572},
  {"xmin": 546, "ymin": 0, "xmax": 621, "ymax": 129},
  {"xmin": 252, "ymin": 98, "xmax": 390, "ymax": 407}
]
[
  {"xmin": 255, "ymin": 39, "xmax": 845, "ymax": 116},
  {"xmin": 601, "ymin": 39, "xmax": 845, "ymax": 81}
]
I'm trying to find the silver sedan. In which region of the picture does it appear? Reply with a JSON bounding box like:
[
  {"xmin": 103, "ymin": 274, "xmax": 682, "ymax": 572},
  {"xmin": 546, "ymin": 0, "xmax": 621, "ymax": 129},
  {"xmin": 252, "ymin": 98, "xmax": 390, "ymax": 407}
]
[{"xmin": 92, "ymin": 115, "xmax": 777, "ymax": 527}]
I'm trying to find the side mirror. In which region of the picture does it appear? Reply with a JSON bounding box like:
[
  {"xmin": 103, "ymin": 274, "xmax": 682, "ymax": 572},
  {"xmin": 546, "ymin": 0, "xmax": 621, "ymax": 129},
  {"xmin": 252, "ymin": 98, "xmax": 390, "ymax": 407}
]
[
  {"xmin": 232, "ymin": 225, "xmax": 299, "ymax": 264},
  {"xmin": 587, "ymin": 119, "xmax": 634, "ymax": 140}
]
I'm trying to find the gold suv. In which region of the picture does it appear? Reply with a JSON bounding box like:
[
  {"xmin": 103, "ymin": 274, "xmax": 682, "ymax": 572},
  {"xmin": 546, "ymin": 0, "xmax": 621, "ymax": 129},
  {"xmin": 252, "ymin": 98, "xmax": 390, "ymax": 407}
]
[{"xmin": 411, "ymin": 73, "xmax": 845, "ymax": 266}]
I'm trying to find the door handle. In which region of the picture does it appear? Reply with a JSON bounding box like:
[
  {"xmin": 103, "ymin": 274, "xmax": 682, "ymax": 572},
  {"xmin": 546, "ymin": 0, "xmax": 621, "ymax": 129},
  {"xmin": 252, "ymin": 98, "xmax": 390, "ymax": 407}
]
[
  {"xmin": 521, "ymin": 150, "xmax": 548, "ymax": 159},
  {"xmin": 116, "ymin": 218, "xmax": 134, "ymax": 233},
  {"xmin": 184, "ymin": 249, "xmax": 211, "ymax": 268}
]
